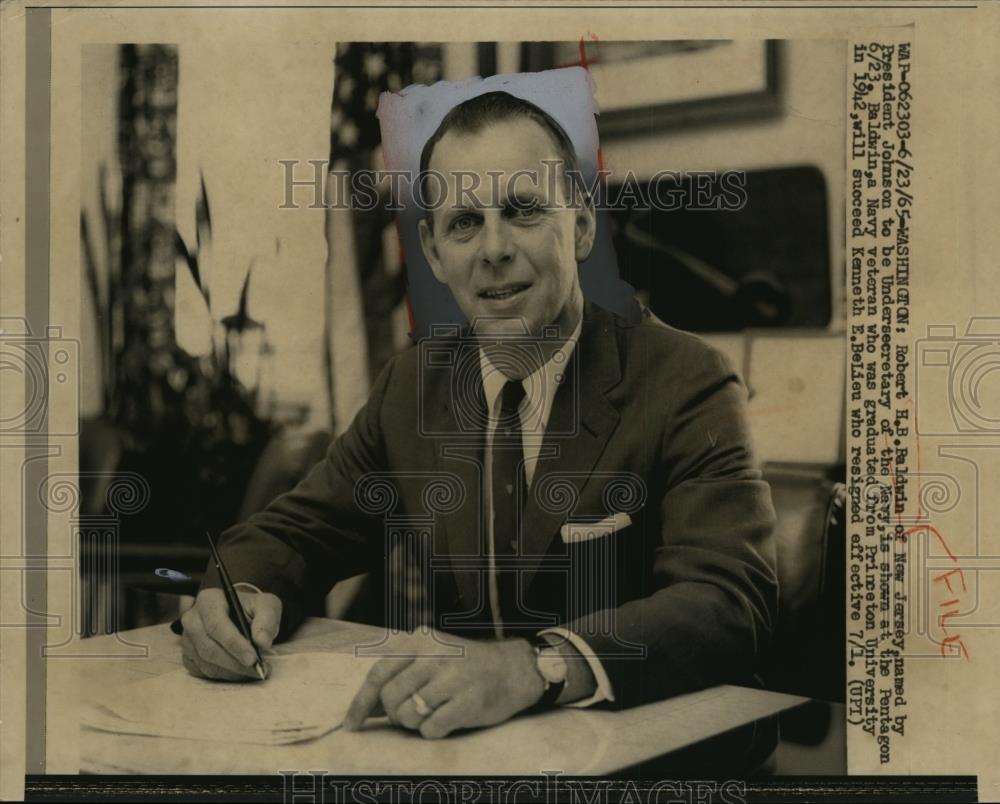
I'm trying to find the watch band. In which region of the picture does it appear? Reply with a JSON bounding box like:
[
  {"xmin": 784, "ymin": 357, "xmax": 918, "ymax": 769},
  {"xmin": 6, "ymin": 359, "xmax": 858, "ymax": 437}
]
[{"xmin": 528, "ymin": 633, "xmax": 566, "ymax": 710}]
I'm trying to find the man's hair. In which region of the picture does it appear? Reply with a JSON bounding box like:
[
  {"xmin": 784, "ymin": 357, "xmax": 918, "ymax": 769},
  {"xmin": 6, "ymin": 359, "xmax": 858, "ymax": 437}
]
[{"xmin": 417, "ymin": 91, "xmax": 583, "ymax": 218}]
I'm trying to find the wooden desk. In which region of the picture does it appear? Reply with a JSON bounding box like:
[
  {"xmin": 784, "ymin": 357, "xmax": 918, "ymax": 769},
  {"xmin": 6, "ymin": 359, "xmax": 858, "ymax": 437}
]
[{"xmin": 77, "ymin": 618, "xmax": 808, "ymax": 776}]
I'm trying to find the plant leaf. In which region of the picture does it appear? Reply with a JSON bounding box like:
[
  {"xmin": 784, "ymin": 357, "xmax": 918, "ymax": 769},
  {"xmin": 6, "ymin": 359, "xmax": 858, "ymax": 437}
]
[
  {"xmin": 196, "ymin": 172, "xmax": 212, "ymax": 246},
  {"xmin": 196, "ymin": 172, "xmax": 213, "ymax": 309},
  {"xmin": 80, "ymin": 212, "xmax": 104, "ymax": 317},
  {"xmin": 81, "ymin": 210, "xmax": 113, "ymax": 408},
  {"xmin": 221, "ymin": 260, "xmax": 263, "ymax": 333},
  {"xmin": 97, "ymin": 163, "xmax": 113, "ymax": 278},
  {"xmin": 173, "ymin": 230, "xmax": 211, "ymax": 307},
  {"xmin": 237, "ymin": 260, "xmax": 253, "ymax": 329}
]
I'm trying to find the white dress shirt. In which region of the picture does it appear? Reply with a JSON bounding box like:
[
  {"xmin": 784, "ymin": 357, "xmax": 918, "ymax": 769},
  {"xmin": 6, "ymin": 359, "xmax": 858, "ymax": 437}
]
[{"xmin": 478, "ymin": 320, "xmax": 615, "ymax": 707}]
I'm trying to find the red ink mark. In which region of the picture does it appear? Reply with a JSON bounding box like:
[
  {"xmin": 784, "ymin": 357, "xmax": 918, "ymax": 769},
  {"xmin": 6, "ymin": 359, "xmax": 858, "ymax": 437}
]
[
  {"xmin": 557, "ymin": 35, "xmax": 607, "ymax": 188},
  {"xmin": 584, "ymin": 41, "xmax": 607, "ymax": 179},
  {"xmin": 933, "ymin": 568, "xmax": 967, "ymax": 595},
  {"xmin": 877, "ymin": 373, "xmax": 968, "ymax": 659},
  {"xmin": 556, "ymin": 34, "xmax": 601, "ymax": 69},
  {"xmin": 900, "ymin": 524, "xmax": 969, "ymax": 660},
  {"xmin": 941, "ymin": 634, "xmax": 970, "ymax": 660},
  {"xmin": 391, "ymin": 216, "xmax": 416, "ymax": 336},
  {"xmin": 901, "ymin": 524, "xmax": 957, "ymax": 562},
  {"xmin": 939, "ymin": 607, "xmax": 962, "ymax": 633}
]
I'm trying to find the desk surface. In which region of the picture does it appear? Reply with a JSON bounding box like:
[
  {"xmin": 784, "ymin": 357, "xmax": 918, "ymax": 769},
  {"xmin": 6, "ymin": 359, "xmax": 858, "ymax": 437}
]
[{"xmin": 77, "ymin": 618, "xmax": 808, "ymax": 776}]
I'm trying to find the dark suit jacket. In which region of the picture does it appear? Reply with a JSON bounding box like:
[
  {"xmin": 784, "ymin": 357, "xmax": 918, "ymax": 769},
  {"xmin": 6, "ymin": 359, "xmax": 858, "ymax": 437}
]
[{"xmin": 205, "ymin": 302, "xmax": 778, "ymax": 707}]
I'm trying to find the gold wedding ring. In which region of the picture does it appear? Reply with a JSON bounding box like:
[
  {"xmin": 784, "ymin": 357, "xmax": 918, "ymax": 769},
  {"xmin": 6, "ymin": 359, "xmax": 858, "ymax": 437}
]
[{"xmin": 410, "ymin": 692, "xmax": 433, "ymax": 717}]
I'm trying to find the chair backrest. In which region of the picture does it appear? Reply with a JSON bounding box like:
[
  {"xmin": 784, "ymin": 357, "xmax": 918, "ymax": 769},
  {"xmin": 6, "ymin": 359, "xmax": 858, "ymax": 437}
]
[
  {"xmin": 760, "ymin": 464, "xmax": 846, "ymax": 703},
  {"xmin": 238, "ymin": 429, "xmax": 332, "ymax": 520}
]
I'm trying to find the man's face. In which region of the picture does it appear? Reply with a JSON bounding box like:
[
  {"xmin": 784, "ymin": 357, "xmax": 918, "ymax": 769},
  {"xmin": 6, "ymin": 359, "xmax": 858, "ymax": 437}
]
[{"xmin": 418, "ymin": 117, "xmax": 597, "ymax": 338}]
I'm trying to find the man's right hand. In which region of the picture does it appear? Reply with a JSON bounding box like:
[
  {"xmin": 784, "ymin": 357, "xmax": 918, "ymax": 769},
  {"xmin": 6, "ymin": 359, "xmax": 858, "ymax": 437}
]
[{"xmin": 180, "ymin": 587, "xmax": 282, "ymax": 681}]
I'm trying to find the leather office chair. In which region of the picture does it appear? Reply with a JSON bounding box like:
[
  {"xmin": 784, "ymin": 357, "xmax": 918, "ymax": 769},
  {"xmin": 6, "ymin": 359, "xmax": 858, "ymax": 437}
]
[
  {"xmin": 237, "ymin": 429, "xmax": 333, "ymax": 521},
  {"xmin": 760, "ymin": 463, "xmax": 846, "ymax": 705}
]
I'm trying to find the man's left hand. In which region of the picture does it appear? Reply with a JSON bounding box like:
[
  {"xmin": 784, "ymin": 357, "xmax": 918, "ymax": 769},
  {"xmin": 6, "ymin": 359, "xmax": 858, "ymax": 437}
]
[{"xmin": 342, "ymin": 631, "xmax": 545, "ymax": 738}]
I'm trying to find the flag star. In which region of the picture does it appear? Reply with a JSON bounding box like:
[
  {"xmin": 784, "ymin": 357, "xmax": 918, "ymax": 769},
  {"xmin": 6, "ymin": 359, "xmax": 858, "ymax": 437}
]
[
  {"xmin": 364, "ymin": 51, "xmax": 386, "ymax": 80},
  {"xmin": 339, "ymin": 121, "xmax": 359, "ymax": 148},
  {"xmin": 337, "ymin": 77, "xmax": 356, "ymax": 103}
]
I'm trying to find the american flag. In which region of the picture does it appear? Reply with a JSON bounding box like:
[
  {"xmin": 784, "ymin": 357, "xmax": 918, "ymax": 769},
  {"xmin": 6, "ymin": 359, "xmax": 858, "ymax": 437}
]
[
  {"xmin": 325, "ymin": 43, "xmax": 442, "ymax": 630},
  {"xmin": 325, "ymin": 43, "xmax": 442, "ymax": 434}
]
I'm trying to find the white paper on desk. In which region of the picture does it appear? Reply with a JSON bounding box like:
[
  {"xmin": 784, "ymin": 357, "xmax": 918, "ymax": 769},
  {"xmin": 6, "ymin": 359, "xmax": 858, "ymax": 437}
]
[{"xmin": 81, "ymin": 652, "xmax": 376, "ymax": 745}]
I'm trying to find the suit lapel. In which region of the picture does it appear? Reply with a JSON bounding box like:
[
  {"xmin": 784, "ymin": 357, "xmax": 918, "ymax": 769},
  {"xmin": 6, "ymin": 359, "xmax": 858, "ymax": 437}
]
[
  {"xmin": 425, "ymin": 304, "xmax": 624, "ymax": 612},
  {"xmin": 422, "ymin": 337, "xmax": 490, "ymax": 613},
  {"xmin": 519, "ymin": 303, "xmax": 623, "ymax": 592}
]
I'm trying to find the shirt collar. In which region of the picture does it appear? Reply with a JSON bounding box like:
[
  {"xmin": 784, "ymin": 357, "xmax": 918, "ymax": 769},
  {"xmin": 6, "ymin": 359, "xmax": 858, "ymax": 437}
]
[{"xmin": 479, "ymin": 318, "xmax": 583, "ymax": 429}]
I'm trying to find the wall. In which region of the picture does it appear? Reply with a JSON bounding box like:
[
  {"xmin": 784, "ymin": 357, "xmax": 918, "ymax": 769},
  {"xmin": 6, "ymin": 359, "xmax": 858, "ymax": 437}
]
[
  {"xmin": 488, "ymin": 40, "xmax": 848, "ymax": 465},
  {"xmin": 174, "ymin": 40, "xmax": 333, "ymax": 428},
  {"xmin": 81, "ymin": 38, "xmax": 335, "ymax": 429},
  {"xmin": 599, "ymin": 39, "xmax": 846, "ymax": 329},
  {"xmin": 79, "ymin": 45, "xmax": 120, "ymax": 418}
]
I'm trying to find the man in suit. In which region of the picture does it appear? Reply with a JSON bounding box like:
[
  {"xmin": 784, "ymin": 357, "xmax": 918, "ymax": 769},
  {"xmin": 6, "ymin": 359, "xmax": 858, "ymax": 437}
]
[{"xmin": 180, "ymin": 91, "xmax": 778, "ymax": 740}]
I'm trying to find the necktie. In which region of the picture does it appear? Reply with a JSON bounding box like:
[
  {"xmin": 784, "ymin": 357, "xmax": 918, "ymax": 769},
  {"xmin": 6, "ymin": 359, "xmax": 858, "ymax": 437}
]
[{"xmin": 492, "ymin": 379, "xmax": 526, "ymax": 633}]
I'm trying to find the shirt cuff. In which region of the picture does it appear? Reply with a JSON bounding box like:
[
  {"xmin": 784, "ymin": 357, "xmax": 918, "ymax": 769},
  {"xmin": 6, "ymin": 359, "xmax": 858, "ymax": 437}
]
[{"xmin": 538, "ymin": 627, "xmax": 616, "ymax": 707}]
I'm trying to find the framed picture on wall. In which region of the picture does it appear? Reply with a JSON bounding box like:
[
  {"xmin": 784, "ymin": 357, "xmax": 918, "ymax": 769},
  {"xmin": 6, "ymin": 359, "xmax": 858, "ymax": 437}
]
[{"xmin": 510, "ymin": 40, "xmax": 781, "ymax": 138}]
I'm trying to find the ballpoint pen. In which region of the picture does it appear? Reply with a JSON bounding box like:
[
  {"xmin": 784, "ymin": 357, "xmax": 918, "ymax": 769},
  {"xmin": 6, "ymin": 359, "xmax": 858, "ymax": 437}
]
[{"xmin": 206, "ymin": 532, "xmax": 268, "ymax": 681}]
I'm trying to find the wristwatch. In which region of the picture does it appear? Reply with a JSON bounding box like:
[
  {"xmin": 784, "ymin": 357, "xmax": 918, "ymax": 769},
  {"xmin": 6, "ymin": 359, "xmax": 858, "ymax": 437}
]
[{"xmin": 528, "ymin": 633, "xmax": 568, "ymax": 709}]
